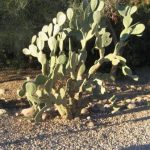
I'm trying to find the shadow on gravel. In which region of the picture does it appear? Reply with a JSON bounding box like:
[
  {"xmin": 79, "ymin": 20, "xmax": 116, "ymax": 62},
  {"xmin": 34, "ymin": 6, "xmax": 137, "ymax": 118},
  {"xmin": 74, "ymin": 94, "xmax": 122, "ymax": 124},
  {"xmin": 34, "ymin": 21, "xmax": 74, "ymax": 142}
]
[
  {"xmin": 93, "ymin": 90, "xmax": 150, "ymax": 103},
  {"xmin": 115, "ymin": 91, "xmax": 150, "ymax": 100},
  {"xmin": 0, "ymin": 99, "xmax": 30, "ymax": 111},
  {"xmin": 0, "ymin": 69, "xmax": 40, "ymax": 83},
  {"xmin": 93, "ymin": 106, "xmax": 150, "ymax": 127},
  {"xmin": 93, "ymin": 106, "xmax": 150, "ymax": 118},
  {"xmin": 0, "ymin": 128, "xmax": 97, "ymax": 147},
  {"xmin": 0, "ymin": 134, "xmax": 49, "ymax": 147},
  {"xmin": 105, "ymin": 114, "xmax": 150, "ymax": 127},
  {"xmin": 121, "ymin": 144, "xmax": 150, "ymax": 150}
]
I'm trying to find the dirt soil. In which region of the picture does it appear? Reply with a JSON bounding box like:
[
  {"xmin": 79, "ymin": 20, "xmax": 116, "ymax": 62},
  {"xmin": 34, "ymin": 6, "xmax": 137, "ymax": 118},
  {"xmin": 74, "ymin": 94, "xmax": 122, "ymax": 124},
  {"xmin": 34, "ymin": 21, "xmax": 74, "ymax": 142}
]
[{"xmin": 0, "ymin": 67, "xmax": 150, "ymax": 150}]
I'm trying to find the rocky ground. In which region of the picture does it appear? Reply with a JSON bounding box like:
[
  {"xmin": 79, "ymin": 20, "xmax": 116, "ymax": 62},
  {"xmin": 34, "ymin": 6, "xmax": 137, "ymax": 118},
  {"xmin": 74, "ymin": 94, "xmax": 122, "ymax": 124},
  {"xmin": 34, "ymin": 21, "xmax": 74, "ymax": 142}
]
[{"xmin": 0, "ymin": 67, "xmax": 150, "ymax": 150}]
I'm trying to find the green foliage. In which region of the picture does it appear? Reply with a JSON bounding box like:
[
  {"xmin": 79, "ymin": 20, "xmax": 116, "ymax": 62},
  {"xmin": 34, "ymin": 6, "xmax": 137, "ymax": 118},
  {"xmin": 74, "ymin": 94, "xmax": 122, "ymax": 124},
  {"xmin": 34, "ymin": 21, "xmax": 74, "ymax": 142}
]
[
  {"xmin": 18, "ymin": 0, "xmax": 145, "ymax": 121},
  {"xmin": 124, "ymin": 2, "xmax": 150, "ymax": 66},
  {"xmin": 103, "ymin": 0, "xmax": 150, "ymax": 67}
]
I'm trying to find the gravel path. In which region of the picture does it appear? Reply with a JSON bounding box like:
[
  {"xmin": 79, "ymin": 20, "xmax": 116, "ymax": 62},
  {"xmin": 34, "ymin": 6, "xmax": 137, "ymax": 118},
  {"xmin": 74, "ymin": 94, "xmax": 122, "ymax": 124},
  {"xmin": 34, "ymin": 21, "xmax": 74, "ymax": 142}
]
[{"xmin": 0, "ymin": 106, "xmax": 150, "ymax": 150}]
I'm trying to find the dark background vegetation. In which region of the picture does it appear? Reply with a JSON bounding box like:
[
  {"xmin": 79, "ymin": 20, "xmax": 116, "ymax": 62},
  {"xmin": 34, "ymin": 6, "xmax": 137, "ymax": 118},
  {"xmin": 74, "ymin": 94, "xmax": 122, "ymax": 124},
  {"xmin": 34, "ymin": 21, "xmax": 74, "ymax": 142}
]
[{"xmin": 0, "ymin": 0, "xmax": 149, "ymax": 69}]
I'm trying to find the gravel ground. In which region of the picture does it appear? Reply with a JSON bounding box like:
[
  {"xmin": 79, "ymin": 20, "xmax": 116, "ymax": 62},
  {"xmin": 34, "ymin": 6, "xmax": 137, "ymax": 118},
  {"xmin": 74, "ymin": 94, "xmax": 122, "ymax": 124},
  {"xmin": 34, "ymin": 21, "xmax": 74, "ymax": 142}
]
[
  {"xmin": 0, "ymin": 67, "xmax": 150, "ymax": 150},
  {"xmin": 0, "ymin": 107, "xmax": 150, "ymax": 150}
]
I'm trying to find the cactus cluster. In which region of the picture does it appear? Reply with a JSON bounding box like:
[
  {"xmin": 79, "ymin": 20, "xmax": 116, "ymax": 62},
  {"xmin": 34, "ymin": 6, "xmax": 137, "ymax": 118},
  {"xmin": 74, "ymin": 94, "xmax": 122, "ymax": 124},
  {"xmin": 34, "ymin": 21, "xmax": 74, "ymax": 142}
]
[{"xmin": 19, "ymin": 0, "xmax": 145, "ymax": 121}]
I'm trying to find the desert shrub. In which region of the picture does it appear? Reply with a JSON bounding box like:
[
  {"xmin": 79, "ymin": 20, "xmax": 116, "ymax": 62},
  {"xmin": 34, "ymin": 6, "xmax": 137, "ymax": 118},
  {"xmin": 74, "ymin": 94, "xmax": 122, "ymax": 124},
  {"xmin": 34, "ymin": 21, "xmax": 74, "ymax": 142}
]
[{"xmin": 18, "ymin": 0, "xmax": 145, "ymax": 121}]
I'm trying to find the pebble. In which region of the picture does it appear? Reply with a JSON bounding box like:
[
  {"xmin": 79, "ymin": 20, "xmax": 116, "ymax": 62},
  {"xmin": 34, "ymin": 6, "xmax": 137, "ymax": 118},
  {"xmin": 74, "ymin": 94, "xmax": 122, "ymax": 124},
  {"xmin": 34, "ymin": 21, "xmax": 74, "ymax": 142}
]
[
  {"xmin": 27, "ymin": 120, "xmax": 32, "ymax": 123},
  {"xmin": 116, "ymin": 87, "xmax": 121, "ymax": 91},
  {"xmin": 87, "ymin": 121, "xmax": 95, "ymax": 128},
  {"xmin": 15, "ymin": 113, "xmax": 19, "ymax": 116},
  {"xmin": 118, "ymin": 101, "xmax": 126, "ymax": 107},
  {"xmin": 74, "ymin": 117, "xmax": 80, "ymax": 122},
  {"xmin": 127, "ymin": 103, "xmax": 136, "ymax": 109},
  {"xmin": 143, "ymin": 96, "xmax": 149, "ymax": 101},
  {"xmin": 80, "ymin": 108, "xmax": 89, "ymax": 115},
  {"xmin": 17, "ymin": 97, "xmax": 21, "ymax": 100},
  {"xmin": 87, "ymin": 116, "xmax": 91, "ymax": 120},
  {"xmin": 18, "ymin": 119, "xmax": 22, "ymax": 122},
  {"xmin": 126, "ymin": 99, "xmax": 132, "ymax": 103},
  {"xmin": 130, "ymin": 85, "xmax": 136, "ymax": 89},
  {"xmin": 21, "ymin": 107, "xmax": 35, "ymax": 117},
  {"xmin": 88, "ymin": 102, "xmax": 93, "ymax": 107},
  {"xmin": 131, "ymin": 99, "xmax": 136, "ymax": 103},
  {"xmin": 42, "ymin": 112, "xmax": 48, "ymax": 121},
  {"xmin": 136, "ymin": 97, "xmax": 142, "ymax": 102},
  {"xmin": 104, "ymin": 104, "xmax": 110, "ymax": 108},
  {"xmin": 137, "ymin": 87, "xmax": 142, "ymax": 90},
  {"xmin": 0, "ymin": 89, "xmax": 5, "ymax": 95},
  {"xmin": 0, "ymin": 109, "xmax": 7, "ymax": 116}
]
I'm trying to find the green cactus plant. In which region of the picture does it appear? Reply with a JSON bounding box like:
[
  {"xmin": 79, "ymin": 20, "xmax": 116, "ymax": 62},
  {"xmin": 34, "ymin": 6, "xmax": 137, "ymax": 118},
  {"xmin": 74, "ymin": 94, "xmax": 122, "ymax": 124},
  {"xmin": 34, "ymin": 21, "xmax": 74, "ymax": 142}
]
[
  {"xmin": 19, "ymin": 0, "xmax": 145, "ymax": 121},
  {"xmin": 110, "ymin": 4, "xmax": 145, "ymax": 78}
]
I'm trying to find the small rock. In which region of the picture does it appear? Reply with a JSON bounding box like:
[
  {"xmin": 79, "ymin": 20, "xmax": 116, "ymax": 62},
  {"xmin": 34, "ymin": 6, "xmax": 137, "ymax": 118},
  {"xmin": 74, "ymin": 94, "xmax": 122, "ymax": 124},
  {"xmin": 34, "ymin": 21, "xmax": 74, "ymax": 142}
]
[
  {"xmin": 116, "ymin": 87, "xmax": 121, "ymax": 91},
  {"xmin": 102, "ymin": 99, "xmax": 108, "ymax": 104},
  {"xmin": 74, "ymin": 117, "xmax": 80, "ymax": 122},
  {"xmin": 107, "ymin": 91, "xmax": 110, "ymax": 93},
  {"xmin": 81, "ymin": 108, "xmax": 89, "ymax": 115},
  {"xmin": 17, "ymin": 97, "xmax": 21, "ymax": 101},
  {"xmin": 15, "ymin": 113, "xmax": 19, "ymax": 116},
  {"xmin": 42, "ymin": 112, "xmax": 48, "ymax": 121},
  {"xmin": 4, "ymin": 100, "xmax": 8, "ymax": 102},
  {"xmin": 136, "ymin": 97, "xmax": 142, "ymax": 102},
  {"xmin": 137, "ymin": 87, "xmax": 142, "ymax": 90},
  {"xmin": 131, "ymin": 99, "xmax": 136, "ymax": 103},
  {"xmin": 0, "ymin": 89, "xmax": 5, "ymax": 95},
  {"xmin": 127, "ymin": 103, "xmax": 136, "ymax": 109},
  {"xmin": 21, "ymin": 107, "xmax": 35, "ymax": 117},
  {"xmin": 87, "ymin": 121, "xmax": 95, "ymax": 128},
  {"xmin": 55, "ymin": 116, "xmax": 60, "ymax": 119},
  {"xmin": 126, "ymin": 99, "xmax": 132, "ymax": 103},
  {"xmin": 0, "ymin": 109, "xmax": 7, "ymax": 116},
  {"xmin": 31, "ymin": 122, "xmax": 36, "ymax": 126},
  {"xmin": 130, "ymin": 85, "xmax": 136, "ymax": 90},
  {"xmin": 27, "ymin": 120, "xmax": 32, "ymax": 123},
  {"xmin": 26, "ymin": 77, "xmax": 30, "ymax": 81},
  {"xmin": 88, "ymin": 103, "xmax": 93, "ymax": 107},
  {"xmin": 97, "ymin": 100, "xmax": 103, "ymax": 104},
  {"xmin": 87, "ymin": 116, "xmax": 91, "ymax": 120},
  {"xmin": 104, "ymin": 104, "xmax": 110, "ymax": 108},
  {"xmin": 18, "ymin": 119, "xmax": 22, "ymax": 122},
  {"xmin": 143, "ymin": 96, "xmax": 149, "ymax": 101},
  {"xmin": 118, "ymin": 101, "xmax": 126, "ymax": 107}
]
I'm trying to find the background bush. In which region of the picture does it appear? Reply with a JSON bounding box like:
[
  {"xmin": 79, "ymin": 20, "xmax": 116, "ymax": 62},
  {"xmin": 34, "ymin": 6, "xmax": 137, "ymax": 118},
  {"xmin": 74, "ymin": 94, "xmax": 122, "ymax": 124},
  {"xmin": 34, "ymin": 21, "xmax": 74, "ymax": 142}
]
[
  {"xmin": 0, "ymin": 0, "xmax": 149, "ymax": 68},
  {"xmin": 0, "ymin": 0, "xmax": 72, "ymax": 68},
  {"xmin": 104, "ymin": 0, "xmax": 150, "ymax": 67}
]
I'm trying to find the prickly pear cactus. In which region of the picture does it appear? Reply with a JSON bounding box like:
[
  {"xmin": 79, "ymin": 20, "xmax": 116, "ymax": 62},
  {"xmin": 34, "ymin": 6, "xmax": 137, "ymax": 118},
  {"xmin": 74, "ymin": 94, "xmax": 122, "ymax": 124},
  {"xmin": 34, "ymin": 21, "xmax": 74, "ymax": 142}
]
[{"xmin": 19, "ymin": 0, "xmax": 145, "ymax": 121}]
